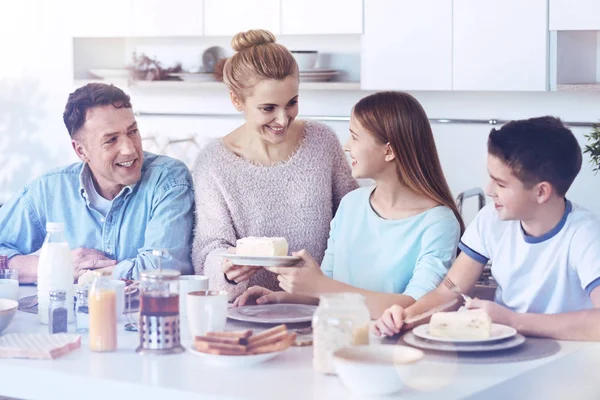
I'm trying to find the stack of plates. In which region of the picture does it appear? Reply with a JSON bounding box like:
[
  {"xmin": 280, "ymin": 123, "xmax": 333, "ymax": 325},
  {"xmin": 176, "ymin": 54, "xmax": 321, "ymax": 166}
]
[
  {"xmin": 168, "ymin": 73, "xmax": 218, "ymax": 82},
  {"xmin": 403, "ymin": 323, "xmax": 525, "ymax": 352},
  {"xmin": 299, "ymin": 69, "xmax": 339, "ymax": 82}
]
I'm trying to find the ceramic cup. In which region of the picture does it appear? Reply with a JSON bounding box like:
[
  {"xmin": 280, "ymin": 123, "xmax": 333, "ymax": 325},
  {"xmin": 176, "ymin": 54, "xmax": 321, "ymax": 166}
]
[
  {"xmin": 187, "ymin": 290, "xmax": 228, "ymax": 337},
  {"xmin": 179, "ymin": 275, "xmax": 209, "ymax": 317}
]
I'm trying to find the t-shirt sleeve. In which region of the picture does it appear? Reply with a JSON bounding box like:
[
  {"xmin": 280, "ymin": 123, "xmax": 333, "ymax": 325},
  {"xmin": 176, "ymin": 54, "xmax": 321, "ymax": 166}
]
[
  {"xmin": 569, "ymin": 221, "xmax": 600, "ymax": 295},
  {"xmin": 458, "ymin": 205, "xmax": 493, "ymax": 265}
]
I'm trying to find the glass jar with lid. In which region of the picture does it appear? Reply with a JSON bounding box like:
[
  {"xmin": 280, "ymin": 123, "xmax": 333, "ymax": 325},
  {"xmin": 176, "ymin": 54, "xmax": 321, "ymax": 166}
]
[{"xmin": 312, "ymin": 293, "xmax": 370, "ymax": 374}]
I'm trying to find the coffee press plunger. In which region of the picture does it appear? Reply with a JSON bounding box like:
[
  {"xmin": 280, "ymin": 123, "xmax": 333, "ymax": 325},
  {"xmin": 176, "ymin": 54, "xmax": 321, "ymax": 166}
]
[{"xmin": 135, "ymin": 250, "xmax": 184, "ymax": 355}]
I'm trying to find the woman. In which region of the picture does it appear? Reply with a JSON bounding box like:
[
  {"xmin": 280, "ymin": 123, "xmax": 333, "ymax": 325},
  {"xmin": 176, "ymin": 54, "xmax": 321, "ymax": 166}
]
[
  {"xmin": 235, "ymin": 91, "xmax": 464, "ymax": 318},
  {"xmin": 191, "ymin": 30, "xmax": 357, "ymax": 301}
]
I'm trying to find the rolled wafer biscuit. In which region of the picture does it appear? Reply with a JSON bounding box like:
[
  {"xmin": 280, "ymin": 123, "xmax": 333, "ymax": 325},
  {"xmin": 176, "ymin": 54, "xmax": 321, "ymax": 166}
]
[
  {"xmin": 206, "ymin": 329, "xmax": 253, "ymax": 340},
  {"xmin": 195, "ymin": 335, "xmax": 248, "ymax": 345},
  {"xmin": 249, "ymin": 333, "xmax": 296, "ymax": 355},
  {"xmin": 247, "ymin": 330, "xmax": 290, "ymax": 349},
  {"xmin": 247, "ymin": 325, "xmax": 287, "ymax": 345},
  {"xmin": 194, "ymin": 339, "xmax": 248, "ymax": 355}
]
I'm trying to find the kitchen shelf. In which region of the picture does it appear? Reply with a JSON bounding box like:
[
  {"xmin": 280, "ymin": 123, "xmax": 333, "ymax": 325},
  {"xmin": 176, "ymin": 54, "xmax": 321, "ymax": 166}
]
[
  {"xmin": 73, "ymin": 79, "xmax": 361, "ymax": 91},
  {"xmin": 557, "ymin": 83, "xmax": 600, "ymax": 92}
]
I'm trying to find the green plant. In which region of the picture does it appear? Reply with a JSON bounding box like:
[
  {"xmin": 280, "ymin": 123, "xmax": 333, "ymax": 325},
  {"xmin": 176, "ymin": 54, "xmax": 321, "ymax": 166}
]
[{"xmin": 584, "ymin": 124, "xmax": 600, "ymax": 174}]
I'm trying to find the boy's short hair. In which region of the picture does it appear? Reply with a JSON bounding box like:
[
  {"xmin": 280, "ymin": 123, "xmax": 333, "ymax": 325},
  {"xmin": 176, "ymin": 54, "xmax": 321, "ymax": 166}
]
[{"xmin": 488, "ymin": 116, "xmax": 582, "ymax": 196}]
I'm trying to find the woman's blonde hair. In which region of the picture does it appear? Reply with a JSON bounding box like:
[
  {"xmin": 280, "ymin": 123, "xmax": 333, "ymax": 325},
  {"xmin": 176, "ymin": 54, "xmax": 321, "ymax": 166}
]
[
  {"xmin": 216, "ymin": 29, "xmax": 298, "ymax": 101},
  {"xmin": 353, "ymin": 91, "xmax": 465, "ymax": 234}
]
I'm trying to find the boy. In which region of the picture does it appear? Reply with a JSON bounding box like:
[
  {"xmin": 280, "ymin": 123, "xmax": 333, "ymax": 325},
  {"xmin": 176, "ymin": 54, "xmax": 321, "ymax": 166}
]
[{"xmin": 374, "ymin": 116, "xmax": 600, "ymax": 341}]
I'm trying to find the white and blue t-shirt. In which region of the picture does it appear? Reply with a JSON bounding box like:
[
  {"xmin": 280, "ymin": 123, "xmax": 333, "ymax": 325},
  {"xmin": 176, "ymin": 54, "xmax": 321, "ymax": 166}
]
[
  {"xmin": 459, "ymin": 201, "xmax": 600, "ymax": 314},
  {"xmin": 321, "ymin": 186, "xmax": 461, "ymax": 300}
]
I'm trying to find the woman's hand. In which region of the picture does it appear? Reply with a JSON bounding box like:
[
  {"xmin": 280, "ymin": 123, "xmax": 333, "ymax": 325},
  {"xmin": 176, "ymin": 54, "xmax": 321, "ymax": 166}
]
[
  {"xmin": 372, "ymin": 305, "xmax": 406, "ymax": 337},
  {"xmin": 222, "ymin": 247, "xmax": 260, "ymax": 284},
  {"xmin": 233, "ymin": 286, "xmax": 294, "ymax": 307},
  {"xmin": 266, "ymin": 249, "xmax": 327, "ymax": 297}
]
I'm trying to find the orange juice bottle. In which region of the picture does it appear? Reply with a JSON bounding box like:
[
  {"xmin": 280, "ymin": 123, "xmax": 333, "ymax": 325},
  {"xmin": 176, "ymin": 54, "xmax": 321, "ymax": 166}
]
[{"xmin": 89, "ymin": 271, "xmax": 117, "ymax": 352}]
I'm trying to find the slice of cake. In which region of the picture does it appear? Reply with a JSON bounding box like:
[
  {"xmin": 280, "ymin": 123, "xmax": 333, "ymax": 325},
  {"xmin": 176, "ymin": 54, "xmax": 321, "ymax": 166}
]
[
  {"xmin": 236, "ymin": 237, "xmax": 289, "ymax": 257},
  {"xmin": 429, "ymin": 309, "xmax": 492, "ymax": 340}
]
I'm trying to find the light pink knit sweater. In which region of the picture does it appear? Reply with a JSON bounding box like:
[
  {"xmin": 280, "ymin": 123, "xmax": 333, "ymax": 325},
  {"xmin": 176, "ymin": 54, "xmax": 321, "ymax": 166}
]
[{"xmin": 192, "ymin": 121, "xmax": 358, "ymax": 301}]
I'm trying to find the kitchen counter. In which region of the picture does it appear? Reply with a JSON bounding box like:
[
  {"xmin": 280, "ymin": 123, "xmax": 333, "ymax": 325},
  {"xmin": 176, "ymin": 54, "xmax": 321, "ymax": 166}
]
[{"xmin": 0, "ymin": 287, "xmax": 598, "ymax": 400}]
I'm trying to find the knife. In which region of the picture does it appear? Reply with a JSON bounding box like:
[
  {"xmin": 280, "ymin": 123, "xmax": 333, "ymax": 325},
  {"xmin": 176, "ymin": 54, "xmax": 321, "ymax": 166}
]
[{"xmin": 404, "ymin": 299, "xmax": 459, "ymax": 325}]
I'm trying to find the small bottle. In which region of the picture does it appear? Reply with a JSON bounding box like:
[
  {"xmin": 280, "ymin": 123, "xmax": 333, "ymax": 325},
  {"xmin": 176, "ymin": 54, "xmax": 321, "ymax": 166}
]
[
  {"xmin": 75, "ymin": 287, "xmax": 90, "ymax": 333},
  {"xmin": 48, "ymin": 290, "xmax": 68, "ymax": 334},
  {"xmin": 89, "ymin": 271, "xmax": 117, "ymax": 352}
]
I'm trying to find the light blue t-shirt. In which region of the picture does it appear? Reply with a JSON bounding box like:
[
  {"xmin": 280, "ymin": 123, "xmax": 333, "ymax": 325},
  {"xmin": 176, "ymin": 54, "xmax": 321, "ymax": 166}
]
[
  {"xmin": 0, "ymin": 152, "xmax": 194, "ymax": 279},
  {"xmin": 321, "ymin": 186, "xmax": 461, "ymax": 300}
]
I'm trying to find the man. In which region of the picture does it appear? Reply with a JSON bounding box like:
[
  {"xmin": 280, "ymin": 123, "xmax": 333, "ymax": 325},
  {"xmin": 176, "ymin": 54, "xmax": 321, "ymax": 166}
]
[{"xmin": 0, "ymin": 83, "xmax": 194, "ymax": 281}]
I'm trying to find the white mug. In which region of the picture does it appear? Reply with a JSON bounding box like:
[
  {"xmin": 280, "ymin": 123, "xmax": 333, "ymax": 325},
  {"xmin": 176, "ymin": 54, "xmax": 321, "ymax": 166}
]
[
  {"xmin": 187, "ymin": 290, "xmax": 228, "ymax": 338},
  {"xmin": 179, "ymin": 275, "xmax": 209, "ymax": 317}
]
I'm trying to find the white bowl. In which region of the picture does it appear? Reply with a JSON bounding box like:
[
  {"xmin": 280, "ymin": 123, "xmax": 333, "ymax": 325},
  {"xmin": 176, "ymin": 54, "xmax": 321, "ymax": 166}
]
[
  {"xmin": 291, "ymin": 51, "xmax": 318, "ymax": 71},
  {"xmin": 333, "ymin": 345, "xmax": 424, "ymax": 396},
  {"xmin": 0, "ymin": 299, "xmax": 18, "ymax": 334}
]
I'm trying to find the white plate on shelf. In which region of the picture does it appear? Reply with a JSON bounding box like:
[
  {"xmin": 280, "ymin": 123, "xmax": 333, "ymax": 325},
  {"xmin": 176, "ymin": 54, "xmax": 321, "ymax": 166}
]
[
  {"xmin": 221, "ymin": 254, "xmax": 301, "ymax": 268},
  {"xmin": 188, "ymin": 346, "xmax": 284, "ymax": 366},
  {"xmin": 168, "ymin": 72, "xmax": 217, "ymax": 82},
  {"xmin": 89, "ymin": 69, "xmax": 131, "ymax": 79},
  {"xmin": 403, "ymin": 332, "xmax": 526, "ymax": 352},
  {"xmin": 413, "ymin": 323, "xmax": 517, "ymax": 343},
  {"xmin": 228, "ymin": 304, "xmax": 317, "ymax": 324}
]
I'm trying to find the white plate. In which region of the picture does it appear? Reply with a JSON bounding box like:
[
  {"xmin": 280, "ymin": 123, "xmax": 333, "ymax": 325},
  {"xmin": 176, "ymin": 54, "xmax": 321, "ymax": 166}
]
[
  {"xmin": 413, "ymin": 323, "xmax": 517, "ymax": 343},
  {"xmin": 89, "ymin": 69, "xmax": 131, "ymax": 79},
  {"xmin": 403, "ymin": 332, "xmax": 526, "ymax": 352},
  {"xmin": 168, "ymin": 73, "xmax": 217, "ymax": 82},
  {"xmin": 188, "ymin": 346, "xmax": 284, "ymax": 366},
  {"xmin": 221, "ymin": 254, "xmax": 301, "ymax": 268},
  {"xmin": 228, "ymin": 304, "xmax": 317, "ymax": 324}
]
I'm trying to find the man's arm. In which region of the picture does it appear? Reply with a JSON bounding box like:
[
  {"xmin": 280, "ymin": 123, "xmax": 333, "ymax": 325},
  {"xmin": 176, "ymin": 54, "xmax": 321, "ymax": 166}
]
[
  {"xmin": 0, "ymin": 188, "xmax": 46, "ymax": 283},
  {"xmin": 112, "ymin": 181, "xmax": 194, "ymax": 280}
]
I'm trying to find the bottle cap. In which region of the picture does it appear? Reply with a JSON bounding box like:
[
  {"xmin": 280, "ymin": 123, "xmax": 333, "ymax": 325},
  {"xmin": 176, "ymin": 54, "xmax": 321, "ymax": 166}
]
[{"xmin": 49, "ymin": 290, "xmax": 67, "ymax": 301}]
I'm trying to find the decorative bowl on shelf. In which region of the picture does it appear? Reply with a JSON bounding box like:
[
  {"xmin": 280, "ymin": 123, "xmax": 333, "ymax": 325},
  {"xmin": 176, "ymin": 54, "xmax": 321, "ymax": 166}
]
[
  {"xmin": 202, "ymin": 46, "xmax": 228, "ymax": 73},
  {"xmin": 291, "ymin": 50, "xmax": 318, "ymax": 71}
]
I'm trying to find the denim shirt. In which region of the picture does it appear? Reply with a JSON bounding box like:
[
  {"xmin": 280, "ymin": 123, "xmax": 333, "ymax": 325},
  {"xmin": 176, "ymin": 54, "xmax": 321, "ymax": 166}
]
[{"xmin": 0, "ymin": 152, "xmax": 194, "ymax": 279}]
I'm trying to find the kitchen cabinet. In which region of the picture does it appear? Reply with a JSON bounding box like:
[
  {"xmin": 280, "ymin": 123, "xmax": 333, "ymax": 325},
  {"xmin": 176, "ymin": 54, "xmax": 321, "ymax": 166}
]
[
  {"xmin": 131, "ymin": 0, "xmax": 203, "ymax": 37},
  {"xmin": 550, "ymin": 0, "xmax": 600, "ymax": 30},
  {"xmin": 70, "ymin": 0, "xmax": 132, "ymax": 37},
  {"xmin": 281, "ymin": 0, "xmax": 363, "ymax": 34},
  {"xmin": 452, "ymin": 0, "xmax": 548, "ymax": 91},
  {"xmin": 361, "ymin": 0, "xmax": 452, "ymax": 90},
  {"xmin": 204, "ymin": 0, "xmax": 280, "ymax": 36}
]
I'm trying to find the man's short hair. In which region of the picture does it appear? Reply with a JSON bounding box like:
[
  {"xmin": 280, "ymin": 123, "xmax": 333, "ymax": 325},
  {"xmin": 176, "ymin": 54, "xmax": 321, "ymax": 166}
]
[
  {"xmin": 63, "ymin": 83, "xmax": 132, "ymax": 137},
  {"xmin": 488, "ymin": 116, "xmax": 582, "ymax": 196}
]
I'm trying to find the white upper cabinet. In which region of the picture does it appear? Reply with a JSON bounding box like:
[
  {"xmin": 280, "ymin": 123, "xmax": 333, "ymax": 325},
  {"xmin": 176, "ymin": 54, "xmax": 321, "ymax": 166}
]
[
  {"xmin": 204, "ymin": 0, "xmax": 280, "ymax": 36},
  {"xmin": 281, "ymin": 0, "xmax": 363, "ymax": 35},
  {"xmin": 453, "ymin": 0, "xmax": 548, "ymax": 91},
  {"xmin": 131, "ymin": 0, "xmax": 203, "ymax": 37},
  {"xmin": 70, "ymin": 0, "xmax": 132, "ymax": 37},
  {"xmin": 550, "ymin": 0, "xmax": 600, "ymax": 30},
  {"xmin": 361, "ymin": 0, "xmax": 452, "ymax": 91}
]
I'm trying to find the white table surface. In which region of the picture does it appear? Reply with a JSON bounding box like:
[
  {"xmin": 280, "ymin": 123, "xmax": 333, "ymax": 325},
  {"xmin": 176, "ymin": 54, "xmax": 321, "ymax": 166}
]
[{"xmin": 0, "ymin": 287, "xmax": 599, "ymax": 400}]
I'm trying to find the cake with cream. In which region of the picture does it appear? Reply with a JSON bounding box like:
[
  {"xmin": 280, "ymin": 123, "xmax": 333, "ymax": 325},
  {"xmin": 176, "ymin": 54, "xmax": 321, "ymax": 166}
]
[
  {"xmin": 236, "ymin": 237, "xmax": 289, "ymax": 257},
  {"xmin": 429, "ymin": 309, "xmax": 492, "ymax": 340}
]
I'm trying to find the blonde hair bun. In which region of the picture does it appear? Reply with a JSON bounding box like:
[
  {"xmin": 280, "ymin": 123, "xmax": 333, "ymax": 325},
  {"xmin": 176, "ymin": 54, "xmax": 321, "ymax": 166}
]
[{"xmin": 231, "ymin": 29, "xmax": 276, "ymax": 52}]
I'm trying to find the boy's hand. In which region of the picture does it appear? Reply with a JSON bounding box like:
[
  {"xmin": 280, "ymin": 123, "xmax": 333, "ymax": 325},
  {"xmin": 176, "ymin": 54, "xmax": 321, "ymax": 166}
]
[{"xmin": 467, "ymin": 298, "xmax": 516, "ymax": 327}]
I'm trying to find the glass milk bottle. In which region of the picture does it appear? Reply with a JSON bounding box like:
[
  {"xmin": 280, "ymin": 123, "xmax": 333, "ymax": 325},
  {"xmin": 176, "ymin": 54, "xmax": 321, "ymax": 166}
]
[
  {"xmin": 89, "ymin": 270, "xmax": 117, "ymax": 352},
  {"xmin": 312, "ymin": 293, "xmax": 370, "ymax": 374},
  {"xmin": 37, "ymin": 222, "xmax": 74, "ymax": 325}
]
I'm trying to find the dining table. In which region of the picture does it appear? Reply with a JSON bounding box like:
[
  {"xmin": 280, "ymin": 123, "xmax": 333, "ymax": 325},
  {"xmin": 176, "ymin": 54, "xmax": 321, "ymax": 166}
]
[{"xmin": 0, "ymin": 286, "xmax": 599, "ymax": 400}]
